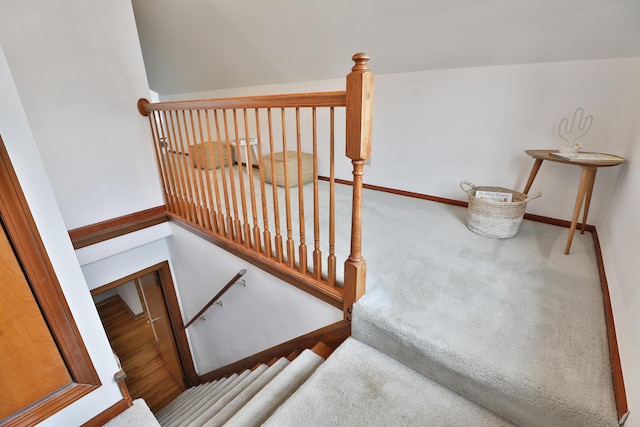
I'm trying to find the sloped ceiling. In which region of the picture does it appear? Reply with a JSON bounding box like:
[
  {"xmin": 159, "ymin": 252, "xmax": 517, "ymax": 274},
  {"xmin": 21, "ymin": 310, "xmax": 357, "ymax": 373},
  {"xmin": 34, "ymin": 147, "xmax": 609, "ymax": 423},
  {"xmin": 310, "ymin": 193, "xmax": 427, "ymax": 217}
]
[{"xmin": 132, "ymin": 0, "xmax": 640, "ymax": 96}]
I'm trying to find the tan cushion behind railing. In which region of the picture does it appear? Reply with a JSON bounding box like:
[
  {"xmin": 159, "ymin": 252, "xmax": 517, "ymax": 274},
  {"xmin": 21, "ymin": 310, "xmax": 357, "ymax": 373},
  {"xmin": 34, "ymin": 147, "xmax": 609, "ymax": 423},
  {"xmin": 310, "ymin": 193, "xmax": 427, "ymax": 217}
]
[
  {"xmin": 263, "ymin": 151, "xmax": 313, "ymax": 187},
  {"xmin": 189, "ymin": 142, "xmax": 230, "ymax": 169}
]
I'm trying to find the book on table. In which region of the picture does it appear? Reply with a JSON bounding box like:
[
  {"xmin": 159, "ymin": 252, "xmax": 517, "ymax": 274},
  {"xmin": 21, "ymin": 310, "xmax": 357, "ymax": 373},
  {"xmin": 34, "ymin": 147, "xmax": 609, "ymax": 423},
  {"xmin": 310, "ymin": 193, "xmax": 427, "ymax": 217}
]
[{"xmin": 551, "ymin": 152, "xmax": 624, "ymax": 162}]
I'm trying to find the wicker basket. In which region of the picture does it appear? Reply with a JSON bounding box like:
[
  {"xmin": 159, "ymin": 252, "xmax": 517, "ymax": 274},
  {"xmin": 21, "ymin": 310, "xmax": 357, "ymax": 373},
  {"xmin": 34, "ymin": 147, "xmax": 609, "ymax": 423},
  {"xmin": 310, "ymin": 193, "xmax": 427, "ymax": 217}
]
[
  {"xmin": 263, "ymin": 151, "xmax": 313, "ymax": 187},
  {"xmin": 189, "ymin": 142, "xmax": 229, "ymax": 169},
  {"xmin": 460, "ymin": 181, "xmax": 541, "ymax": 239}
]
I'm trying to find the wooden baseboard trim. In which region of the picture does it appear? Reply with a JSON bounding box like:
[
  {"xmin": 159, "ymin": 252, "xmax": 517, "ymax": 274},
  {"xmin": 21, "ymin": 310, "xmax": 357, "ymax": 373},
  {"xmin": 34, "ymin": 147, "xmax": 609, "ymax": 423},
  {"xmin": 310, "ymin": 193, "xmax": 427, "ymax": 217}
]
[
  {"xmin": 68, "ymin": 206, "xmax": 168, "ymax": 249},
  {"xmin": 198, "ymin": 320, "xmax": 350, "ymax": 383},
  {"xmin": 80, "ymin": 399, "xmax": 129, "ymax": 427},
  {"xmin": 319, "ymin": 177, "xmax": 595, "ymax": 230},
  {"xmin": 591, "ymin": 228, "xmax": 628, "ymax": 423}
]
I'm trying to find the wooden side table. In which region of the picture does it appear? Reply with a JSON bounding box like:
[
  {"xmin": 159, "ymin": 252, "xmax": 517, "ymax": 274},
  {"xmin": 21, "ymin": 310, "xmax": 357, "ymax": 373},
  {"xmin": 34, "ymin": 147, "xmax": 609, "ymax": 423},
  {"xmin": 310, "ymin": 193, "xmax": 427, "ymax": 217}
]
[{"xmin": 523, "ymin": 149, "xmax": 625, "ymax": 254}]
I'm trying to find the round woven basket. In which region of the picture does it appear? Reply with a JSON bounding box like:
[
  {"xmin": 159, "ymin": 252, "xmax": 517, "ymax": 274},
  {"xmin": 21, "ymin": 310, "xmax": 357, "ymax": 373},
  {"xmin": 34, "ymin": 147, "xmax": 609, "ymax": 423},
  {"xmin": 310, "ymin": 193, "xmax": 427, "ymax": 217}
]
[{"xmin": 460, "ymin": 181, "xmax": 541, "ymax": 239}]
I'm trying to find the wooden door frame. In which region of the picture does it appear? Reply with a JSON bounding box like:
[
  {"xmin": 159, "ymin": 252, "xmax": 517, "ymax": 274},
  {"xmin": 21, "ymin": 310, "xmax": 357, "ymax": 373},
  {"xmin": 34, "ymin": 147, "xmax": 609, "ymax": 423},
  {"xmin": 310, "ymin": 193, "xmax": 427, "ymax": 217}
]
[{"xmin": 91, "ymin": 261, "xmax": 199, "ymax": 387}]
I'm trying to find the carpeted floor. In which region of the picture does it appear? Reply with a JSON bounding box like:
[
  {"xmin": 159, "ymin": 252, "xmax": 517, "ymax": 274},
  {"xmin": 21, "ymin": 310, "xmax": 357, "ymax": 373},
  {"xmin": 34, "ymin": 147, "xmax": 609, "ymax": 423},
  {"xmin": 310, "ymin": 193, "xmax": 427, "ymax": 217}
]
[
  {"xmin": 354, "ymin": 189, "xmax": 617, "ymax": 426},
  {"xmin": 122, "ymin": 176, "xmax": 617, "ymax": 426}
]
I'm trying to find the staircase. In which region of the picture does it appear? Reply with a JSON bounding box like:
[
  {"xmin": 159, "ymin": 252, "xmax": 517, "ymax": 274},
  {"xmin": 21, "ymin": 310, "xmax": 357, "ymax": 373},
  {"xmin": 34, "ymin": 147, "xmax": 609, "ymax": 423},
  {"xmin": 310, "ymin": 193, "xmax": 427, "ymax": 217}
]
[
  {"xmin": 154, "ymin": 343, "xmax": 330, "ymax": 427},
  {"xmin": 153, "ymin": 338, "xmax": 512, "ymax": 427},
  {"xmin": 144, "ymin": 210, "xmax": 619, "ymax": 426}
]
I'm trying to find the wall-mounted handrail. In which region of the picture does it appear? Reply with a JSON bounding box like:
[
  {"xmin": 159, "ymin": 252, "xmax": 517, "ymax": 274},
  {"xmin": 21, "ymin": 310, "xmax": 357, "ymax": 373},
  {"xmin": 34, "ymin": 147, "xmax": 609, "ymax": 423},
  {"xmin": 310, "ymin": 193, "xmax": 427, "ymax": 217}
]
[{"xmin": 183, "ymin": 269, "xmax": 247, "ymax": 329}]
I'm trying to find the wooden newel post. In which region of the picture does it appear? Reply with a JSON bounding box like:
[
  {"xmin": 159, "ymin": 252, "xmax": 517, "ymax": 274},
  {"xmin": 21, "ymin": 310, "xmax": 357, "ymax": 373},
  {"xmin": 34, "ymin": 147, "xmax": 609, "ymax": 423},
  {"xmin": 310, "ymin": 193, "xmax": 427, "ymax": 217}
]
[{"xmin": 343, "ymin": 53, "xmax": 373, "ymax": 322}]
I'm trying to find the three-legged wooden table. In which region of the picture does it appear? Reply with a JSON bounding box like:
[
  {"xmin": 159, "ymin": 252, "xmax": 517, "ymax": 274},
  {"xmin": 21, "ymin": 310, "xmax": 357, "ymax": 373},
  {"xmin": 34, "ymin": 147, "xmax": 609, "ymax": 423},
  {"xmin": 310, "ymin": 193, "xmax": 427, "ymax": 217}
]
[{"xmin": 523, "ymin": 149, "xmax": 625, "ymax": 254}]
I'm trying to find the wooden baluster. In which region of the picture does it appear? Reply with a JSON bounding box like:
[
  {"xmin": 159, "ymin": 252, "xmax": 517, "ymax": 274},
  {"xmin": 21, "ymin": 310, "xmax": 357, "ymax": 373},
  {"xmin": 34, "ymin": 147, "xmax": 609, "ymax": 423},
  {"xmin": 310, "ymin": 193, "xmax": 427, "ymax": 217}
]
[
  {"xmin": 175, "ymin": 111, "xmax": 198, "ymax": 223},
  {"xmin": 212, "ymin": 110, "xmax": 233, "ymax": 238},
  {"xmin": 281, "ymin": 108, "xmax": 296, "ymax": 268},
  {"xmin": 148, "ymin": 111, "xmax": 174, "ymax": 213},
  {"xmin": 198, "ymin": 110, "xmax": 220, "ymax": 234},
  {"xmin": 296, "ymin": 108, "xmax": 308, "ymax": 274},
  {"xmin": 232, "ymin": 109, "xmax": 251, "ymax": 248},
  {"xmin": 164, "ymin": 110, "xmax": 184, "ymax": 218},
  {"xmin": 327, "ymin": 107, "xmax": 337, "ymax": 287},
  {"xmin": 187, "ymin": 110, "xmax": 210, "ymax": 231},
  {"xmin": 166, "ymin": 110, "xmax": 190, "ymax": 220},
  {"xmin": 343, "ymin": 53, "xmax": 373, "ymax": 321},
  {"xmin": 222, "ymin": 110, "xmax": 242, "ymax": 243},
  {"xmin": 312, "ymin": 107, "xmax": 322, "ymax": 281},
  {"xmin": 160, "ymin": 110, "xmax": 180, "ymax": 216},
  {"xmin": 255, "ymin": 109, "xmax": 272, "ymax": 258},
  {"xmin": 243, "ymin": 108, "xmax": 261, "ymax": 252},
  {"xmin": 204, "ymin": 110, "xmax": 226, "ymax": 236},
  {"xmin": 268, "ymin": 108, "xmax": 284, "ymax": 262}
]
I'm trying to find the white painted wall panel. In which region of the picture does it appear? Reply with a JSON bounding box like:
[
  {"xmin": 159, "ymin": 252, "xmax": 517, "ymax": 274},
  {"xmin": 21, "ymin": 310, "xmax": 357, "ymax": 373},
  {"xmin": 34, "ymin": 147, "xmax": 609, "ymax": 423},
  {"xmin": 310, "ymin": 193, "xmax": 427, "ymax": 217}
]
[
  {"xmin": 166, "ymin": 223, "xmax": 342, "ymax": 373},
  {"xmin": 0, "ymin": 0, "xmax": 163, "ymax": 230}
]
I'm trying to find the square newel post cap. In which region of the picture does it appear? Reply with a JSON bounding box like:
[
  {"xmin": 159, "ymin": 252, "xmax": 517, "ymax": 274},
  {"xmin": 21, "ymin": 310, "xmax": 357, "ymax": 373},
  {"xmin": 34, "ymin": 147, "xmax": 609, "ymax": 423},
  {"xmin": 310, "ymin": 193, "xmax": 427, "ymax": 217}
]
[{"xmin": 346, "ymin": 53, "xmax": 374, "ymax": 160}]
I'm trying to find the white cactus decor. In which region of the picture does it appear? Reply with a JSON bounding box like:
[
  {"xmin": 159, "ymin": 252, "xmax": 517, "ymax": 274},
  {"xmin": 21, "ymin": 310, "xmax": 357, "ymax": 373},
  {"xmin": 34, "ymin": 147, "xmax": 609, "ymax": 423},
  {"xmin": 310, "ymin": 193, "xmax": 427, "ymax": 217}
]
[{"xmin": 557, "ymin": 108, "xmax": 592, "ymax": 153}]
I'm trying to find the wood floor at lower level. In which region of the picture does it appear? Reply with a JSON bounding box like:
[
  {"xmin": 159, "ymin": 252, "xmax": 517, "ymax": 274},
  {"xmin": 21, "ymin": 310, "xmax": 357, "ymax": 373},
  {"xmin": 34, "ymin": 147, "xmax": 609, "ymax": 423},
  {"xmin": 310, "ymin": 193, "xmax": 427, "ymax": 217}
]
[{"xmin": 96, "ymin": 296, "xmax": 185, "ymax": 413}]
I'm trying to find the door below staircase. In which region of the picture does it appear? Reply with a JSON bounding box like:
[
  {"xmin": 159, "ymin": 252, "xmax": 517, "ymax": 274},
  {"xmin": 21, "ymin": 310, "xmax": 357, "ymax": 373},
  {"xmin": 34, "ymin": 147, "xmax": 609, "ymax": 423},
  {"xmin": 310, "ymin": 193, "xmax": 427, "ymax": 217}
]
[{"xmin": 95, "ymin": 286, "xmax": 185, "ymax": 412}]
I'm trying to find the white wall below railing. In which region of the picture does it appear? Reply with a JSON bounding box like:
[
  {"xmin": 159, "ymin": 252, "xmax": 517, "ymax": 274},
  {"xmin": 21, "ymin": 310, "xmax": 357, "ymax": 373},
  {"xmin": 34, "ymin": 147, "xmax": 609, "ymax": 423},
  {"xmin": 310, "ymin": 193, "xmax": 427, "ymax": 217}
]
[{"xmin": 166, "ymin": 223, "xmax": 342, "ymax": 374}]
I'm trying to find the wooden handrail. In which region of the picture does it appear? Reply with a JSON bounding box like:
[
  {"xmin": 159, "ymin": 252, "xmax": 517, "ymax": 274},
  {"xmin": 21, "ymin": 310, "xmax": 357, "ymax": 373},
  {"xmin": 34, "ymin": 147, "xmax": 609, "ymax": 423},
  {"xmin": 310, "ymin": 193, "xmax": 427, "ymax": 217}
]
[
  {"xmin": 138, "ymin": 92, "xmax": 346, "ymax": 116},
  {"xmin": 183, "ymin": 269, "xmax": 247, "ymax": 329}
]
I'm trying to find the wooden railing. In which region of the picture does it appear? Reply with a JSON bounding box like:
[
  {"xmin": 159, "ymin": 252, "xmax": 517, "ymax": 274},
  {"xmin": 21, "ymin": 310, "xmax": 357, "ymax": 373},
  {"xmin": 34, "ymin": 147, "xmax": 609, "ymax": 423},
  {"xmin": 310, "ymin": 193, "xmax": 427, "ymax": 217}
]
[
  {"xmin": 138, "ymin": 53, "xmax": 373, "ymax": 320},
  {"xmin": 183, "ymin": 269, "xmax": 247, "ymax": 329}
]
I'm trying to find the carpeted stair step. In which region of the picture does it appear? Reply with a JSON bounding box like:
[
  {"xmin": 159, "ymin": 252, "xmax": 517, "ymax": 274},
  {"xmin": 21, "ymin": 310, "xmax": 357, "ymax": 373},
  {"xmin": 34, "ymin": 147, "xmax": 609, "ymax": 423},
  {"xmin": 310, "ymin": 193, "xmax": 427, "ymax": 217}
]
[
  {"xmin": 157, "ymin": 380, "xmax": 224, "ymax": 426},
  {"xmin": 155, "ymin": 382, "xmax": 211, "ymax": 422},
  {"xmin": 183, "ymin": 364, "xmax": 270, "ymax": 427},
  {"xmin": 352, "ymin": 225, "xmax": 618, "ymax": 427},
  {"xmin": 223, "ymin": 348, "xmax": 326, "ymax": 427},
  {"xmin": 171, "ymin": 370, "xmax": 251, "ymax": 427},
  {"xmin": 200, "ymin": 357, "xmax": 290, "ymax": 427},
  {"xmin": 264, "ymin": 337, "xmax": 514, "ymax": 426},
  {"xmin": 160, "ymin": 373, "xmax": 239, "ymax": 427},
  {"xmin": 104, "ymin": 399, "xmax": 160, "ymax": 427}
]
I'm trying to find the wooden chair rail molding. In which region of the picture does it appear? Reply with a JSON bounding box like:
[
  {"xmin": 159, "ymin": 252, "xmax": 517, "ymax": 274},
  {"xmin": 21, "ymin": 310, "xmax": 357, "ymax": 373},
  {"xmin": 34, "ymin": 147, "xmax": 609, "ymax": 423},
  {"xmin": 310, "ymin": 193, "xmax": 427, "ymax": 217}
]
[
  {"xmin": 68, "ymin": 206, "xmax": 168, "ymax": 249},
  {"xmin": 183, "ymin": 269, "xmax": 247, "ymax": 329},
  {"xmin": 138, "ymin": 53, "xmax": 373, "ymax": 321}
]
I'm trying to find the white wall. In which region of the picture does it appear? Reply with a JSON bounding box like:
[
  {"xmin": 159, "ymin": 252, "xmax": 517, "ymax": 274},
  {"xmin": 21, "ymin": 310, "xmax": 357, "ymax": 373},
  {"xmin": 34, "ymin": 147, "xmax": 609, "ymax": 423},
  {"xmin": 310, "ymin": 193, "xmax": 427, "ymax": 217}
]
[
  {"xmin": 166, "ymin": 223, "xmax": 342, "ymax": 373},
  {"xmin": 81, "ymin": 238, "xmax": 172, "ymax": 292},
  {"xmin": 117, "ymin": 281, "xmax": 144, "ymax": 317},
  {"xmin": 0, "ymin": 0, "xmax": 163, "ymax": 230},
  {"xmin": 0, "ymin": 44, "xmax": 122, "ymax": 427},
  {"xmin": 599, "ymin": 116, "xmax": 640, "ymax": 427}
]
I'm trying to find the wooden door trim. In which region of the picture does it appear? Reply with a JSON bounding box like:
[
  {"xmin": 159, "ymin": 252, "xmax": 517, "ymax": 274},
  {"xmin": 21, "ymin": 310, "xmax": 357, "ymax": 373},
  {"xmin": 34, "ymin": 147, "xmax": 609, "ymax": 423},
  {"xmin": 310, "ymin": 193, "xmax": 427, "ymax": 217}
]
[
  {"xmin": 93, "ymin": 261, "xmax": 199, "ymax": 388},
  {"xmin": 0, "ymin": 136, "xmax": 100, "ymax": 426}
]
